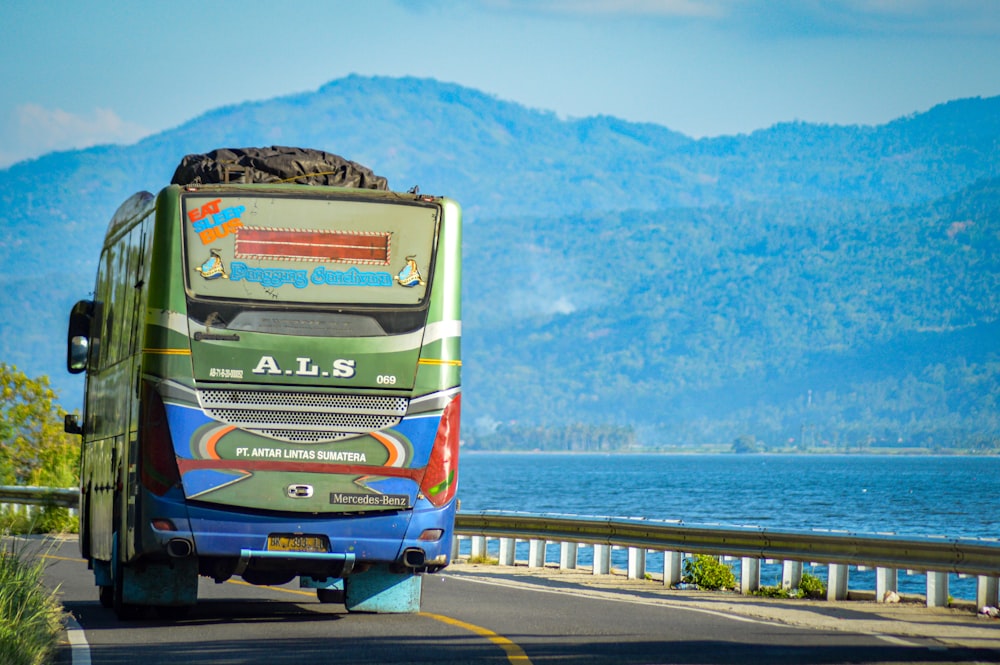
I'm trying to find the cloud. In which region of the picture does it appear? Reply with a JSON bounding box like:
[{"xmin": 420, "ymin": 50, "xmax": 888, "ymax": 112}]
[
  {"xmin": 470, "ymin": 0, "xmax": 1000, "ymax": 36},
  {"xmin": 528, "ymin": 0, "xmax": 722, "ymax": 17},
  {"xmin": 550, "ymin": 296, "xmax": 577, "ymax": 315},
  {"xmin": 0, "ymin": 104, "xmax": 148, "ymax": 168},
  {"xmin": 478, "ymin": 0, "xmax": 723, "ymax": 18},
  {"xmin": 725, "ymin": 0, "xmax": 1000, "ymax": 38}
]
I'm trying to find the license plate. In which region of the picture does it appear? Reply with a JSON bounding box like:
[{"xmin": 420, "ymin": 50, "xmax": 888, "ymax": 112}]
[{"xmin": 267, "ymin": 534, "xmax": 328, "ymax": 553}]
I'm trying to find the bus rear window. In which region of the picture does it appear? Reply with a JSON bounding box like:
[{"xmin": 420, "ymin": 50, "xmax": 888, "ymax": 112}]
[{"xmin": 182, "ymin": 194, "xmax": 437, "ymax": 306}]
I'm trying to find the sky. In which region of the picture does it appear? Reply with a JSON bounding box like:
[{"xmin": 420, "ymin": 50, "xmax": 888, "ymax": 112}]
[{"xmin": 1, "ymin": 0, "xmax": 999, "ymax": 168}]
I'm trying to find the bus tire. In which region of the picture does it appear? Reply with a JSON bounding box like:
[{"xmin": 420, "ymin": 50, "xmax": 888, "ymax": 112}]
[
  {"xmin": 317, "ymin": 588, "xmax": 344, "ymax": 604},
  {"xmin": 98, "ymin": 585, "xmax": 113, "ymax": 609}
]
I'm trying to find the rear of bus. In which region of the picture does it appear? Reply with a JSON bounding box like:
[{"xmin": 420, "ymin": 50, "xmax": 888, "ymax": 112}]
[{"xmin": 140, "ymin": 184, "xmax": 460, "ymax": 611}]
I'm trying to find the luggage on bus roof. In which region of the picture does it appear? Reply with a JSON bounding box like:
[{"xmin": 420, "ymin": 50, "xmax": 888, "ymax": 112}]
[{"xmin": 170, "ymin": 146, "xmax": 389, "ymax": 190}]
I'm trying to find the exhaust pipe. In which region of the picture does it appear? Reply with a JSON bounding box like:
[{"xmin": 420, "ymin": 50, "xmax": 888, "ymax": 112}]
[
  {"xmin": 166, "ymin": 538, "xmax": 194, "ymax": 558},
  {"xmin": 402, "ymin": 548, "xmax": 426, "ymax": 568}
]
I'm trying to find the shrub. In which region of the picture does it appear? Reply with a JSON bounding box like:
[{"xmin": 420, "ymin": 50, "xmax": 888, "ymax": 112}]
[
  {"xmin": 798, "ymin": 572, "xmax": 826, "ymax": 598},
  {"xmin": 683, "ymin": 554, "xmax": 736, "ymax": 590}
]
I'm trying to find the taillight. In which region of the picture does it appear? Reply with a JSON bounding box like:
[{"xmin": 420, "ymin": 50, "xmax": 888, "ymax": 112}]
[
  {"xmin": 419, "ymin": 394, "xmax": 460, "ymax": 507},
  {"xmin": 140, "ymin": 381, "xmax": 181, "ymax": 495}
]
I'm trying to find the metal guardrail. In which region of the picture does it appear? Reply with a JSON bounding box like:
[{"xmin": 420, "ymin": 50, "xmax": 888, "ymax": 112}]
[
  {"xmin": 455, "ymin": 511, "xmax": 1000, "ymax": 577},
  {"xmin": 453, "ymin": 511, "xmax": 1000, "ymax": 609},
  {"xmin": 0, "ymin": 485, "xmax": 78, "ymax": 509}
]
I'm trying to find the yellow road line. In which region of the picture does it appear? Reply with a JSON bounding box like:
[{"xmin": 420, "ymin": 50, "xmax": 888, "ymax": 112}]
[
  {"xmin": 420, "ymin": 612, "xmax": 532, "ymax": 664},
  {"xmin": 42, "ymin": 554, "xmax": 86, "ymax": 563},
  {"xmin": 231, "ymin": 580, "xmax": 531, "ymax": 664}
]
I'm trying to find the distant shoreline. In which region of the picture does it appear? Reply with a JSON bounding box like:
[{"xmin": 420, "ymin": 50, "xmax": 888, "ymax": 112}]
[{"xmin": 460, "ymin": 448, "xmax": 998, "ymax": 456}]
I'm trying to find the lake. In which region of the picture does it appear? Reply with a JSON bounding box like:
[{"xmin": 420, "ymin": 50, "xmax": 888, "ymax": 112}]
[{"xmin": 456, "ymin": 453, "xmax": 1000, "ymax": 601}]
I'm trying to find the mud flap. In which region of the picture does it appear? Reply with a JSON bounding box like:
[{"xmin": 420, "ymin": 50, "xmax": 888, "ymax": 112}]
[
  {"xmin": 93, "ymin": 559, "xmax": 113, "ymax": 587},
  {"xmin": 301, "ymin": 575, "xmax": 345, "ymax": 604},
  {"xmin": 120, "ymin": 556, "xmax": 199, "ymax": 607},
  {"xmin": 344, "ymin": 565, "xmax": 422, "ymax": 613}
]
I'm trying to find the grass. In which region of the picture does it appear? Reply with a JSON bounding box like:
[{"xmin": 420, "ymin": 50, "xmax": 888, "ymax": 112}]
[
  {"xmin": 466, "ymin": 554, "xmax": 499, "ymax": 565},
  {"xmin": 752, "ymin": 572, "xmax": 827, "ymax": 599},
  {"xmin": 0, "ymin": 536, "xmax": 65, "ymax": 665}
]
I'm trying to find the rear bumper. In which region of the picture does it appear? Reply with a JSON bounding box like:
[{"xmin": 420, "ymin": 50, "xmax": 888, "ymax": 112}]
[
  {"xmin": 140, "ymin": 488, "xmax": 456, "ymax": 571},
  {"xmin": 234, "ymin": 549, "xmax": 356, "ymax": 579}
]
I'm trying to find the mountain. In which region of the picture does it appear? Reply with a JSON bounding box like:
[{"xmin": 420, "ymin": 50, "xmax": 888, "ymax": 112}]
[{"xmin": 2, "ymin": 75, "xmax": 998, "ymax": 450}]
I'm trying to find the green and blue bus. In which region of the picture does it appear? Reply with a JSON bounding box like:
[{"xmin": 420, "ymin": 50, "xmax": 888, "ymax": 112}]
[{"xmin": 66, "ymin": 152, "xmax": 461, "ymax": 617}]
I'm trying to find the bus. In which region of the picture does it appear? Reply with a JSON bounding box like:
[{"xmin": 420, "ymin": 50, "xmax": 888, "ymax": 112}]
[{"xmin": 65, "ymin": 149, "xmax": 461, "ymax": 618}]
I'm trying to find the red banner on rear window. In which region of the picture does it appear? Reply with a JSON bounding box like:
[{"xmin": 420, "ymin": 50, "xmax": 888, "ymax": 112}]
[{"xmin": 235, "ymin": 227, "xmax": 392, "ymax": 265}]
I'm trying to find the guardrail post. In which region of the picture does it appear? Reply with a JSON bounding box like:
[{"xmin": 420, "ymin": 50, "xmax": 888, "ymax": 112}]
[
  {"xmin": 977, "ymin": 576, "xmax": 999, "ymax": 609},
  {"xmin": 471, "ymin": 536, "xmax": 487, "ymax": 560},
  {"xmin": 451, "ymin": 534, "xmax": 461, "ymax": 561},
  {"xmin": 827, "ymin": 564, "xmax": 849, "ymax": 601},
  {"xmin": 560, "ymin": 542, "xmax": 578, "ymax": 570},
  {"xmin": 876, "ymin": 567, "xmax": 898, "ymax": 602},
  {"xmin": 663, "ymin": 551, "xmax": 682, "ymax": 587},
  {"xmin": 528, "ymin": 539, "xmax": 546, "ymax": 568},
  {"xmin": 926, "ymin": 571, "xmax": 949, "ymax": 607},
  {"xmin": 781, "ymin": 560, "xmax": 802, "ymax": 590},
  {"xmin": 593, "ymin": 544, "xmax": 611, "ymax": 575},
  {"xmin": 499, "ymin": 537, "xmax": 516, "ymax": 566},
  {"xmin": 627, "ymin": 547, "xmax": 646, "ymax": 580},
  {"xmin": 740, "ymin": 557, "xmax": 761, "ymax": 595}
]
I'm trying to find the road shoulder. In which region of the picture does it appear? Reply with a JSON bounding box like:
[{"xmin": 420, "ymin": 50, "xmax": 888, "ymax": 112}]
[{"xmin": 444, "ymin": 562, "xmax": 1000, "ymax": 653}]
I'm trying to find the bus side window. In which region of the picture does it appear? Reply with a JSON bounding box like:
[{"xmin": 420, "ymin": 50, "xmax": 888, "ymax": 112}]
[
  {"xmin": 126, "ymin": 223, "xmax": 145, "ymax": 356},
  {"xmin": 92, "ymin": 248, "xmax": 112, "ymax": 370},
  {"xmin": 89, "ymin": 301, "xmax": 104, "ymax": 368},
  {"xmin": 100, "ymin": 246, "xmax": 117, "ymax": 368},
  {"xmin": 104, "ymin": 302, "xmax": 115, "ymax": 362}
]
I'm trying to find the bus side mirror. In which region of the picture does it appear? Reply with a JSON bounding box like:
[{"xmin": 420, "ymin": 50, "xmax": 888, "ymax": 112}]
[{"xmin": 67, "ymin": 299, "xmax": 94, "ymax": 374}]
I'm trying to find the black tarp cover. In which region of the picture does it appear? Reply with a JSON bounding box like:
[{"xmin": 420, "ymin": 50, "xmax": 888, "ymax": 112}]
[{"xmin": 170, "ymin": 146, "xmax": 389, "ymax": 190}]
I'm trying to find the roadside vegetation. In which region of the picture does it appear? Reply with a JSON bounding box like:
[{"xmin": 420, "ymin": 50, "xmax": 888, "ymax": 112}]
[
  {"xmin": 0, "ymin": 363, "xmax": 80, "ymax": 533},
  {"xmin": 0, "ymin": 364, "xmax": 79, "ymax": 663},
  {"xmin": 0, "ymin": 538, "xmax": 65, "ymax": 665},
  {"xmin": 752, "ymin": 572, "xmax": 826, "ymax": 599},
  {"xmin": 681, "ymin": 554, "xmax": 828, "ymax": 599},
  {"xmin": 682, "ymin": 554, "xmax": 737, "ymax": 591}
]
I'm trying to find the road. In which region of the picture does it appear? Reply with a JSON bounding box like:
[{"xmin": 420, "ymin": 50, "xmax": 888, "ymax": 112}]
[{"xmin": 29, "ymin": 535, "xmax": 996, "ymax": 664}]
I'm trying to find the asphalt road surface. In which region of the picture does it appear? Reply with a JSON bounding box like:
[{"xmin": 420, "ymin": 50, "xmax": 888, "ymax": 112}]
[{"xmin": 28, "ymin": 535, "xmax": 997, "ymax": 664}]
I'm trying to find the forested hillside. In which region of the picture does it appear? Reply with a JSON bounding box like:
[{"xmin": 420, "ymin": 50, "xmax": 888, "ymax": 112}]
[
  {"xmin": 1, "ymin": 76, "xmax": 998, "ymax": 450},
  {"xmin": 463, "ymin": 178, "xmax": 1000, "ymax": 450}
]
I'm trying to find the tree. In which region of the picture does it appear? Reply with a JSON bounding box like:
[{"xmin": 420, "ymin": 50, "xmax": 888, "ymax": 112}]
[
  {"xmin": 731, "ymin": 434, "xmax": 760, "ymax": 454},
  {"xmin": 0, "ymin": 364, "xmax": 79, "ymax": 487}
]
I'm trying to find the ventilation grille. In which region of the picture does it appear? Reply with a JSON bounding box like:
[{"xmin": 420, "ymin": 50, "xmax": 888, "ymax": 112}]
[{"xmin": 198, "ymin": 389, "xmax": 408, "ymax": 443}]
